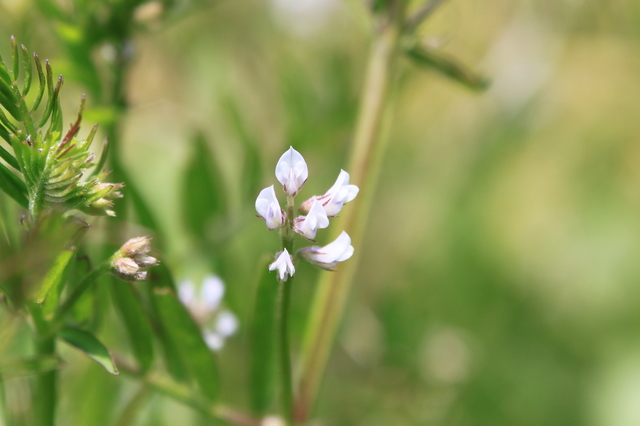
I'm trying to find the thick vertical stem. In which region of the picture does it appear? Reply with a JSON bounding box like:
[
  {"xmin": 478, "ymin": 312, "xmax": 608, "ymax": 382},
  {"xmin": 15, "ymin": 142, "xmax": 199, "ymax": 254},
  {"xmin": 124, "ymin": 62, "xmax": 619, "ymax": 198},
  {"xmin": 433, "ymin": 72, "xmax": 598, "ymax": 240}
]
[
  {"xmin": 33, "ymin": 336, "xmax": 56, "ymax": 426},
  {"xmin": 295, "ymin": 4, "xmax": 407, "ymax": 423}
]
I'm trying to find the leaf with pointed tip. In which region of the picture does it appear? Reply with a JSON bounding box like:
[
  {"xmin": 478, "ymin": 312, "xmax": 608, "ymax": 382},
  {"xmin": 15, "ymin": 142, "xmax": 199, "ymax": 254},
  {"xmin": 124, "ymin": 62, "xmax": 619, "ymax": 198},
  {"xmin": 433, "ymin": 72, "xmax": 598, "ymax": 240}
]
[
  {"xmin": 59, "ymin": 327, "xmax": 119, "ymax": 375},
  {"xmin": 405, "ymin": 44, "xmax": 490, "ymax": 91}
]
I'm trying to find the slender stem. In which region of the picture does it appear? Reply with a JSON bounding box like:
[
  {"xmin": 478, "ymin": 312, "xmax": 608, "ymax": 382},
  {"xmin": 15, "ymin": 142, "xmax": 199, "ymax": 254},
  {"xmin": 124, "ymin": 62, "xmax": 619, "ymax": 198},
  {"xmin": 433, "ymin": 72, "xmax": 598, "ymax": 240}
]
[
  {"xmin": 277, "ymin": 277, "xmax": 293, "ymax": 424},
  {"xmin": 404, "ymin": 0, "xmax": 448, "ymax": 33},
  {"xmin": 33, "ymin": 335, "xmax": 56, "ymax": 426},
  {"xmin": 278, "ymin": 195, "xmax": 295, "ymax": 424},
  {"xmin": 295, "ymin": 3, "xmax": 408, "ymax": 423},
  {"xmin": 114, "ymin": 355, "xmax": 261, "ymax": 426},
  {"xmin": 114, "ymin": 384, "xmax": 149, "ymax": 426}
]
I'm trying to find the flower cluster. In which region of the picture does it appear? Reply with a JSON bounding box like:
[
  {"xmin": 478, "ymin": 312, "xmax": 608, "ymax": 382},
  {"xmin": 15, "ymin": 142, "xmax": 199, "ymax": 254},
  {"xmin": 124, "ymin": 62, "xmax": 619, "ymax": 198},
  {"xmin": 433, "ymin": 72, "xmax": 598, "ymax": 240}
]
[
  {"xmin": 178, "ymin": 274, "xmax": 239, "ymax": 351},
  {"xmin": 256, "ymin": 147, "xmax": 358, "ymax": 281},
  {"xmin": 110, "ymin": 236, "xmax": 159, "ymax": 281}
]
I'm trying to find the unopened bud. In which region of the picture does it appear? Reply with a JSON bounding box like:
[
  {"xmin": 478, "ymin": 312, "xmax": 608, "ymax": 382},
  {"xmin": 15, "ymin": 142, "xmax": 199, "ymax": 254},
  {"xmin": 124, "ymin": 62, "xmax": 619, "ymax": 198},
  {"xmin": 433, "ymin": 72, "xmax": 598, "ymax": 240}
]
[
  {"xmin": 111, "ymin": 236, "xmax": 159, "ymax": 281},
  {"xmin": 120, "ymin": 236, "xmax": 152, "ymax": 256}
]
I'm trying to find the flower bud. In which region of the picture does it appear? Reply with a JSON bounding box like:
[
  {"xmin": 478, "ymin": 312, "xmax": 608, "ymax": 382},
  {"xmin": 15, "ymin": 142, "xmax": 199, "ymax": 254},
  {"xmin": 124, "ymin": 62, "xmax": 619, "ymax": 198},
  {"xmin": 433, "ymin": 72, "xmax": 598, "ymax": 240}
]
[
  {"xmin": 256, "ymin": 185, "xmax": 286, "ymax": 230},
  {"xmin": 268, "ymin": 249, "xmax": 295, "ymax": 281},
  {"xmin": 111, "ymin": 236, "xmax": 159, "ymax": 281},
  {"xmin": 298, "ymin": 231, "xmax": 354, "ymax": 270},
  {"xmin": 120, "ymin": 236, "xmax": 152, "ymax": 256},
  {"xmin": 275, "ymin": 147, "xmax": 308, "ymax": 196},
  {"xmin": 293, "ymin": 198, "xmax": 329, "ymax": 241},
  {"xmin": 113, "ymin": 257, "xmax": 140, "ymax": 275}
]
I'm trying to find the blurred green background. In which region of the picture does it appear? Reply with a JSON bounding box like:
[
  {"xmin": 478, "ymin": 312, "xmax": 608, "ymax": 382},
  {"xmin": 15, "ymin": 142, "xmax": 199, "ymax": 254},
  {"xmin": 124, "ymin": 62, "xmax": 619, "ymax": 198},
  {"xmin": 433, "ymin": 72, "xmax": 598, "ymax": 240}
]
[{"xmin": 2, "ymin": 0, "xmax": 640, "ymax": 425}]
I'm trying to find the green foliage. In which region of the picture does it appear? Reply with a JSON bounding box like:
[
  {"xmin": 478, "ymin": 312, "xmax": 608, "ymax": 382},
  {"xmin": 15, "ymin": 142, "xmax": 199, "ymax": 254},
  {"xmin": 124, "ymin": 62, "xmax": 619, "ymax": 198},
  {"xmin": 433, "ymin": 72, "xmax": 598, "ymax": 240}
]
[
  {"xmin": 37, "ymin": 247, "xmax": 74, "ymax": 311},
  {"xmin": 152, "ymin": 288, "xmax": 220, "ymax": 401},
  {"xmin": 109, "ymin": 283, "xmax": 155, "ymax": 373},
  {"xmin": 59, "ymin": 326, "xmax": 119, "ymax": 375},
  {"xmin": 0, "ymin": 355, "xmax": 62, "ymax": 378},
  {"xmin": 249, "ymin": 257, "xmax": 280, "ymax": 415},
  {"xmin": 181, "ymin": 132, "xmax": 224, "ymax": 238},
  {"xmin": 405, "ymin": 41, "xmax": 490, "ymax": 91},
  {"xmin": 0, "ymin": 39, "xmax": 123, "ymax": 221}
]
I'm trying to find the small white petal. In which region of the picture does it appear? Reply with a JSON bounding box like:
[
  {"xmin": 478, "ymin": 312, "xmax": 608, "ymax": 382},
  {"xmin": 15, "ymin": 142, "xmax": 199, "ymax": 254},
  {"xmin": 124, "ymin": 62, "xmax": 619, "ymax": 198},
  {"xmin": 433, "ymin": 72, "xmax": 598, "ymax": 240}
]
[
  {"xmin": 200, "ymin": 274, "xmax": 225, "ymax": 312},
  {"xmin": 177, "ymin": 279, "xmax": 196, "ymax": 306},
  {"xmin": 268, "ymin": 248, "xmax": 296, "ymax": 281},
  {"xmin": 294, "ymin": 199, "xmax": 329, "ymax": 240},
  {"xmin": 298, "ymin": 231, "xmax": 354, "ymax": 270},
  {"xmin": 275, "ymin": 147, "xmax": 308, "ymax": 196},
  {"xmin": 215, "ymin": 310, "xmax": 239, "ymax": 337},
  {"xmin": 319, "ymin": 170, "xmax": 359, "ymax": 216},
  {"xmin": 203, "ymin": 331, "xmax": 225, "ymax": 351},
  {"xmin": 256, "ymin": 185, "xmax": 284, "ymax": 230}
]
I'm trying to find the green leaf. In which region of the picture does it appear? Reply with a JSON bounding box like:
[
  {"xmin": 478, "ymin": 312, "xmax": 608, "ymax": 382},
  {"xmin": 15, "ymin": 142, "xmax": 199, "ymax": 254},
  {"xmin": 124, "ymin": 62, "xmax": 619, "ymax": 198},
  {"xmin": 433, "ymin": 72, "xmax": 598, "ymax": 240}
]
[
  {"xmin": 110, "ymin": 283, "xmax": 154, "ymax": 373},
  {"xmin": 0, "ymin": 83, "xmax": 20, "ymax": 120},
  {"xmin": 221, "ymin": 97, "xmax": 262, "ymax": 199},
  {"xmin": 0, "ymin": 144, "xmax": 18, "ymax": 169},
  {"xmin": 145, "ymin": 267, "xmax": 189, "ymax": 382},
  {"xmin": 0, "ymin": 355, "xmax": 63, "ymax": 377},
  {"xmin": 20, "ymin": 44, "xmax": 32, "ymax": 96},
  {"xmin": 37, "ymin": 248, "xmax": 75, "ymax": 313},
  {"xmin": 249, "ymin": 256, "xmax": 279, "ymax": 415},
  {"xmin": 152, "ymin": 288, "xmax": 219, "ymax": 401},
  {"xmin": 128, "ymin": 177, "xmax": 160, "ymax": 233},
  {"xmin": 181, "ymin": 132, "xmax": 223, "ymax": 237},
  {"xmin": 405, "ymin": 44, "xmax": 490, "ymax": 91},
  {"xmin": 0, "ymin": 54, "xmax": 12, "ymax": 85},
  {"xmin": 0, "ymin": 161, "xmax": 27, "ymax": 208},
  {"xmin": 10, "ymin": 36, "xmax": 19, "ymax": 83},
  {"xmin": 59, "ymin": 327, "xmax": 119, "ymax": 375}
]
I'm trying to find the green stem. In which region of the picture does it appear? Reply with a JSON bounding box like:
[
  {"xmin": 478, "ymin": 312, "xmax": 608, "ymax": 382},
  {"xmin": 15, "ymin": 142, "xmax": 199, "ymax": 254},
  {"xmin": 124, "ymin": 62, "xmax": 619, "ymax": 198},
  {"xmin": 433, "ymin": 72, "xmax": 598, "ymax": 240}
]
[
  {"xmin": 295, "ymin": 3, "xmax": 408, "ymax": 423},
  {"xmin": 114, "ymin": 384, "xmax": 150, "ymax": 426},
  {"xmin": 33, "ymin": 335, "xmax": 56, "ymax": 426},
  {"xmin": 115, "ymin": 355, "xmax": 261, "ymax": 426},
  {"xmin": 278, "ymin": 195, "xmax": 295, "ymax": 424},
  {"xmin": 277, "ymin": 277, "xmax": 293, "ymax": 424}
]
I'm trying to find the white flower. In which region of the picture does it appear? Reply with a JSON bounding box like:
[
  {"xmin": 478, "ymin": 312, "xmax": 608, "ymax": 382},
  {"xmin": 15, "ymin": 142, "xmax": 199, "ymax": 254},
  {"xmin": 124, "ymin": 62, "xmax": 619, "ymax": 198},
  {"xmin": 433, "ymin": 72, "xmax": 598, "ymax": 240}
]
[
  {"xmin": 293, "ymin": 198, "xmax": 329, "ymax": 241},
  {"xmin": 202, "ymin": 309, "xmax": 239, "ymax": 352},
  {"xmin": 200, "ymin": 274, "xmax": 225, "ymax": 312},
  {"xmin": 203, "ymin": 331, "xmax": 224, "ymax": 351},
  {"xmin": 214, "ymin": 310, "xmax": 239, "ymax": 338},
  {"xmin": 298, "ymin": 231, "xmax": 354, "ymax": 270},
  {"xmin": 269, "ymin": 249, "xmax": 295, "ymax": 281},
  {"xmin": 275, "ymin": 146, "xmax": 308, "ymax": 196},
  {"xmin": 317, "ymin": 170, "xmax": 359, "ymax": 216},
  {"xmin": 256, "ymin": 185, "xmax": 286, "ymax": 230},
  {"xmin": 178, "ymin": 274, "xmax": 225, "ymax": 317}
]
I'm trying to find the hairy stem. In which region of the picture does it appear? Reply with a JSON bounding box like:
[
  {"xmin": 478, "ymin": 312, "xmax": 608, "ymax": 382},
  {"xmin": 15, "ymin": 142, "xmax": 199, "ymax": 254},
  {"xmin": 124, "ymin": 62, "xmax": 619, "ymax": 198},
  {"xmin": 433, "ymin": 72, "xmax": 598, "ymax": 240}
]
[{"xmin": 296, "ymin": 3, "xmax": 408, "ymax": 422}]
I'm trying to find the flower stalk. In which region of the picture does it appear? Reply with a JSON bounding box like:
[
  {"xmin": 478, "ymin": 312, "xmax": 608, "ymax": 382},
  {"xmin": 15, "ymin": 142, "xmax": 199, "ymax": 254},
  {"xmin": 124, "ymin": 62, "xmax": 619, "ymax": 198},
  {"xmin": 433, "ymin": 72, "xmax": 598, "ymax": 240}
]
[{"xmin": 256, "ymin": 147, "xmax": 358, "ymax": 424}]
